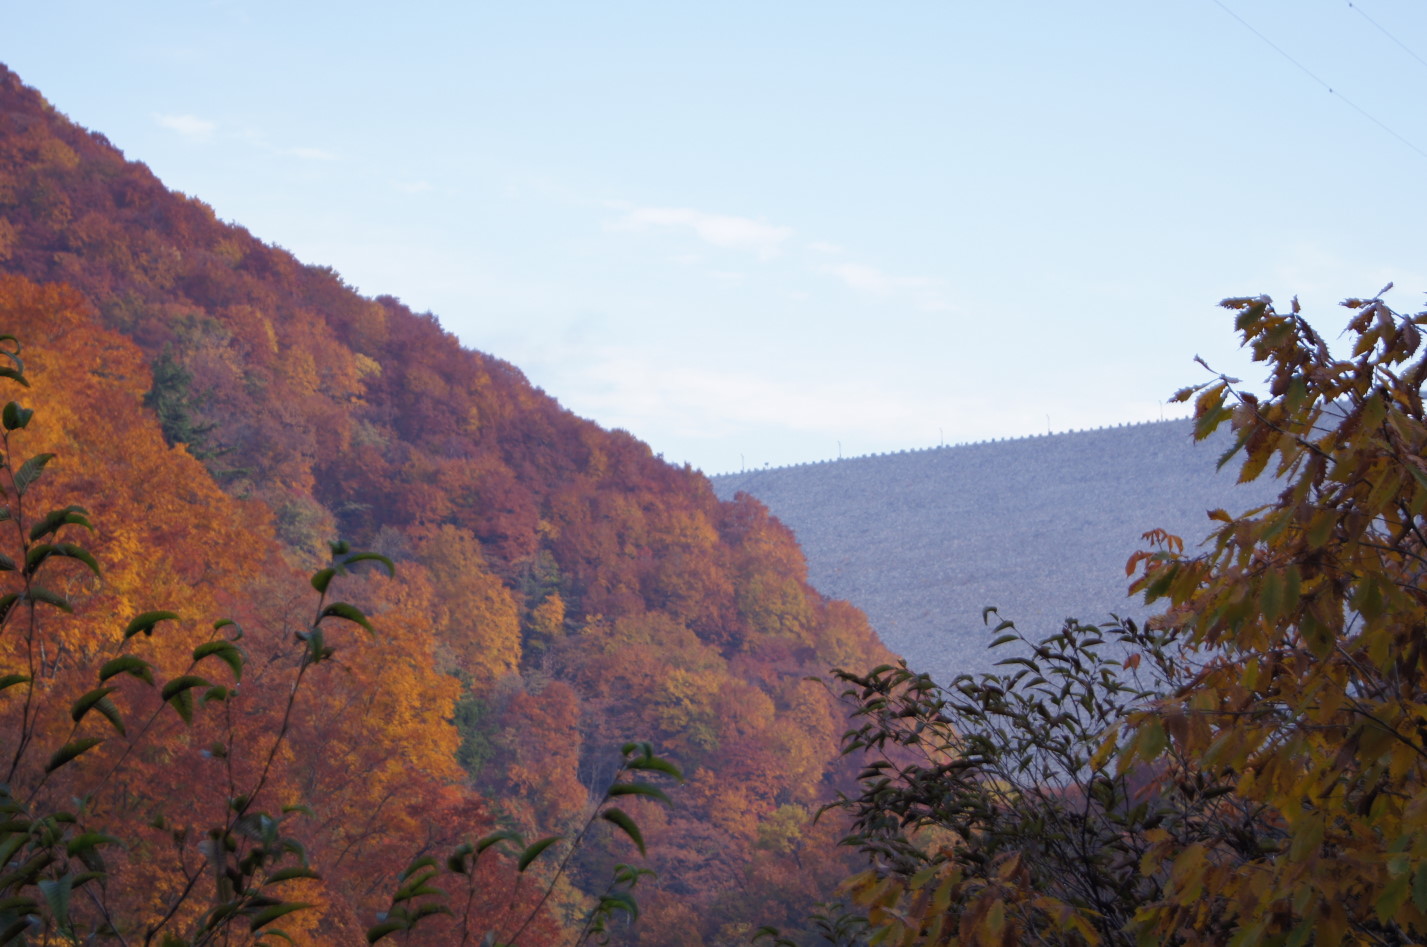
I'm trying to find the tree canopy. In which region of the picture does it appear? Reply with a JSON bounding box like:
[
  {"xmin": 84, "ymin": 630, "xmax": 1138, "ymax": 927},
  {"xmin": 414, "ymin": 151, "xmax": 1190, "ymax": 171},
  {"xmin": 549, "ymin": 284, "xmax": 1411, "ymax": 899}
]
[{"xmin": 797, "ymin": 287, "xmax": 1427, "ymax": 946}]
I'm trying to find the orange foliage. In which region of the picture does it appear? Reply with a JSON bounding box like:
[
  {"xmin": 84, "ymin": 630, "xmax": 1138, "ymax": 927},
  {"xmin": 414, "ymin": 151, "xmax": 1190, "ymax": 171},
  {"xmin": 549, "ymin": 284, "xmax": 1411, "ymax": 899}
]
[
  {"xmin": 0, "ymin": 276, "xmax": 562, "ymax": 944},
  {"xmin": 0, "ymin": 60, "xmax": 897, "ymax": 938}
]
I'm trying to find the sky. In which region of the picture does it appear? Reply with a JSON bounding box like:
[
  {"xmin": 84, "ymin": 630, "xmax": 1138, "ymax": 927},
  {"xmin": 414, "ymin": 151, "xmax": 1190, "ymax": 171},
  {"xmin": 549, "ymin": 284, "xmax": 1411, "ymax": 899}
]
[{"xmin": 2, "ymin": 1, "xmax": 1425, "ymax": 474}]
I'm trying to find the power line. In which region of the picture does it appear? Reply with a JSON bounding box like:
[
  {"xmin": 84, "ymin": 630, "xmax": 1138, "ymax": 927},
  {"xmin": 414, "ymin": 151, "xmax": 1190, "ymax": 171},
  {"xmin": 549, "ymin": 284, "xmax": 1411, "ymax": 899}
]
[
  {"xmin": 1347, "ymin": 1, "xmax": 1427, "ymax": 73},
  {"xmin": 1208, "ymin": 0, "xmax": 1427, "ymax": 162}
]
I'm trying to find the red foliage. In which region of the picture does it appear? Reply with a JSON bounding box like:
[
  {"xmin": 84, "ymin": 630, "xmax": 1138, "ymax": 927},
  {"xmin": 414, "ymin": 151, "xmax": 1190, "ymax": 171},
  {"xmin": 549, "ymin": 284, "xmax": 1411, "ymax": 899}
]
[{"xmin": 0, "ymin": 64, "xmax": 896, "ymax": 939}]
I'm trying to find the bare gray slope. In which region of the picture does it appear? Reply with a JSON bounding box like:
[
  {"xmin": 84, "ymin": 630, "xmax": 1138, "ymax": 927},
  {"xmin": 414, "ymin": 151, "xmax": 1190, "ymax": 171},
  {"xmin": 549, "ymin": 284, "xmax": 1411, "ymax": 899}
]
[{"xmin": 711, "ymin": 420, "xmax": 1276, "ymax": 684}]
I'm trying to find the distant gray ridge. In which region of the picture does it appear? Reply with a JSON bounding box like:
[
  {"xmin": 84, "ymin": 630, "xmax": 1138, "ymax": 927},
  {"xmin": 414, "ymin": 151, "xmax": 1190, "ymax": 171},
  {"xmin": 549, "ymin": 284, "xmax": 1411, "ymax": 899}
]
[
  {"xmin": 708, "ymin": 418, "xmax": 1179, "ymax": 478},
  {"xmin": 710, "ymin": 418, "xmax": 1276, "ymax": 685}
]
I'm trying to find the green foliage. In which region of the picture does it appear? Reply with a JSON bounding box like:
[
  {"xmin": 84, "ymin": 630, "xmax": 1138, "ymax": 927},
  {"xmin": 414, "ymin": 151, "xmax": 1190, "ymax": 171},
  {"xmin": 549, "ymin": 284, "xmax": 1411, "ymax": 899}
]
[
  {"xmin": 453, "ymin": 686, "xmax": 497, "ymax": 778},
  {"xmin": 811, "ymin": 616, "xmax": 1207, "ymax": 945},
  {"xmin": 0, "ymin": 529, "xmax": 375, "ymax": 943},
  {"xmin": 143, "ymin": 350, "xmax": 219, "ymax": 458},
  {"xmin": 368, "ymin": 741, "xmax": 682, "ymax": 946},
  {"xmin": 271, "ymin": 496, "xmax": 335, "ymax": 565}
]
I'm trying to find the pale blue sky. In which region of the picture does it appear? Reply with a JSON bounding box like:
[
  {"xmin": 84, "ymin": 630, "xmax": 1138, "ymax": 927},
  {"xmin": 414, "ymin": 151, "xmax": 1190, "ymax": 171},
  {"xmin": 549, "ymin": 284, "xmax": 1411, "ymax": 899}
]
[{"xmin": 3, "ymin": 1, "xmax": 1424, "ymax": 473}]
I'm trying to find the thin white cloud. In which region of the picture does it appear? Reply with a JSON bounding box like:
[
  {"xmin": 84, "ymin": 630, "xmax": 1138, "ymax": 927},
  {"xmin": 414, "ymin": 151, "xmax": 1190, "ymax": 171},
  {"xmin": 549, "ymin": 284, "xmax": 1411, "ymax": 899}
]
[
  {"xmin": 153, "ymin": 113, "xmax": 217, "ymax": 140},
  {"xmin": 807, "ymin": 241, "xmax": 843, "ymax": 254},
  {"xmin": 609, "ymin": 205, "xmax": 793, "ymax": 260},
  {"xmin": 284, "ymin": 146, "xmax": 338, "ymax": 161},
  {"xmin": 394, "ymin": 181, "xmax": 434, "ymax": 194},
  {"xmin": 817, "ymin": 262, "xmax": 952, "ymax": 312},
  {"xmin": 571, "ymin": 352, "xmax": 919, "ymax": 440},
  {"xmin": 556, "ymin": 350, "xmax": 1012, "ymax": 469},
  {"xmin": 819, "ymin": 262, "xmax": 929, "ymax": 293}
]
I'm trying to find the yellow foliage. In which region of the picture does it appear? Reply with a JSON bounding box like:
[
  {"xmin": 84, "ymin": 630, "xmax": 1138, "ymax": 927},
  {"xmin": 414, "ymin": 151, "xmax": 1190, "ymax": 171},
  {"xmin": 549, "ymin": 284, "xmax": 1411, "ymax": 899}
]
[{"xmin": 1120, "ymin": 291, "xmax": 1427, "ymax": 943}]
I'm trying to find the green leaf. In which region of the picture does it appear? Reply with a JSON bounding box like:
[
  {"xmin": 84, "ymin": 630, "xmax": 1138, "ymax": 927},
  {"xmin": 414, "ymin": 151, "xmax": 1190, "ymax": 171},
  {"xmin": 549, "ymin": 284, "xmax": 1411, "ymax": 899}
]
[
  {"xmin": 37, "ymin": 875, "xmax": 72, "ymax": 926},
  {"xmin": 65, "ymin": 832, "xmax": 119, "ymax": 857},
  {"xmin": 397, "ymin": 856, "xmax": 439, "ymax": 881},
  {"xmin": 91, "ymin": 696, "xmax": 125, "ymax": 735},
  {"xmin": 366, "ymin": 919, "xmax": 408, "ymax": 943},
  {"xmin": 25, "ymin": 587, "xmax": 72, "ymax": 612},
  {"xmin": 124, "ymin": 610, "xmax": 180, "ymax": 640},
  {"xmin": 393, "ymin": 869, "xmax": 440, "ymax": 901},
  {"xmin": 607, "ymin": 782, "xmax": 672, "ymax": 806},
  {"xmin": 1260, "ymin": 570, "xmax": 1285, "ymax": 624},
  {"xmin": 248, "ymin": 902, "xmax": 313, "ymax": 932},
  {"xmin": 13, "ymin": 453, "xmax": 55, "ymax": 495},
  {"xmin": 475, "ymin": 829, "xmax": 522, "ymax": 854},
  {"xmin": 99, "ymin": 655, "xmax": 154, "ymax": 686},
  {"xmin": 625, "ymin": 756, "xmax": 683, "ymax": 780},
  {"xmin": 517, "ymin": 835, "xmax": 563, "ymax": 872},
  {"xmin": 28, "ymin": 506, "xmax": 91, "ymax": 542},
  {"xmin": 408, "ymin": 903, "xmax": 452, "ymax": 924},
  {"xmin": 161, "ymin": 675, "xmax": 211, "ymax": 724},
  {"xmin": 45, "ymin": 738, "xmax": 103, "ymax": 773},
  {"xmin": 343, "ymin": 551, "xmax": 396, "ymax": 577},
  {"xmin": 300, "ymin": 627, "xmax": 330, "ymax": 664},
  {"xmin": 193, "ymin": 640, "xmax": 244, "ymax": 682},
  {"xmin": 0, "ymin": 673, "xmax": 30, "ymax": 693},
  {"xmin": 0, "ymin": 896, "xmax": 36, "ymax": 916},
  {"xmin": 446, "ymin": 843, "xmax": 474, "ymax": 874},
  {"xmin": 0, "ymin": 403, "xmax": 19, "ymax": 433},
  {"xmin": 1133, "ymin": 717, "xmax": 1168, "ymax": 762},
  {"xmin": 69, "ymin": 693, "xmax": 122, "ymax": 735},
  {"xmin": 1214, "ymin": 427, "xmax": 1253, "ymax": 471},
  {"xmin": 70, "ymin": 686, "xmax": 117, "ymax": 723},
  {"xmin": 318, "ymin": 602, "xmax": 374, "ymax": 635},
  {"xmin": 161, "ymin": 674, "xmax": 211, "ymax": 700},
  {"xmin": 1412, "ymin": 862, "xmax": 1427, "ymax": 913},
  {"xmin": 1376, "ymin": 871, "xmax": 1411, "ymax": 923},
  {"xmin": 0, "ymin": 917, "xmax": 30, "ymax": 945},
  {"xmin": 310, "ymin": 568, "xmax": 336, "ymax": 595},
  {"xmin": 596, "ymin": 889, "xmax": 639, "ymax": 923},
  {"xmin": 601, "ymin": 807, "xmax": 645, "ymax": 855},
  {"xmin": 65, "ymin": 833, "xmax": 118, "ymax": 874},
  {"xmin": 0, "ymin": 336, "xmax": 25, "ymax": 368},
  {"xmin": 265, "ymin": 867, "xmax": 321, "ymax": 884}
]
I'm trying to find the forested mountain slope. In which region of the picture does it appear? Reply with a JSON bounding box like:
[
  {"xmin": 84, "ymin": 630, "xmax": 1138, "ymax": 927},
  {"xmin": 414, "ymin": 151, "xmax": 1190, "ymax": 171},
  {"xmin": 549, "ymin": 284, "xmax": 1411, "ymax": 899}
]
[
  {"xmin": 0, "ymin": 64, "xmax": 893, "ymax": 944},
  {"xmin": 713, "ymin": 421, "xmax": 1279, "ymax": 684}
]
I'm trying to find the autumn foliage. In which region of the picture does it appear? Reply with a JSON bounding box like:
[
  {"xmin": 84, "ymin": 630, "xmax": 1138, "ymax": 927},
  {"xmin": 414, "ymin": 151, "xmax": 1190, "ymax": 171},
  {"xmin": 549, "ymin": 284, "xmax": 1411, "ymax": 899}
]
[
  {"xmin": 0, "ymin": 277, "xmax": 590, "ymax": 944},
  {"xmin": 13, "ymin": 53, "xmax": 1427, "ymax": 947},
  {"xmin": 796, "ymin": 288, "xmax": 1427, "ymax": 946},
  {"xmin": 1119, "ymin": 288, "xmax": 1427, "ymax": 943},
  {"xmin": 0, "ymin": 64, "xmax": 893, "ymax": 942}
]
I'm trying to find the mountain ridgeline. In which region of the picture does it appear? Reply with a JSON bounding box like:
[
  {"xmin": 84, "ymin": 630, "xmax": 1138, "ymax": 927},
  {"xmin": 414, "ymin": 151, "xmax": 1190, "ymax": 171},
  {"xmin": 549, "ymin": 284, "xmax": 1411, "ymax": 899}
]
[
  {"xmin": 712, "ymin": 420, "xmax": 1280, "ymax": 684},
  {"xmin": 0, "ymin": 64, "xmax": 894, "ymax": 944}
]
